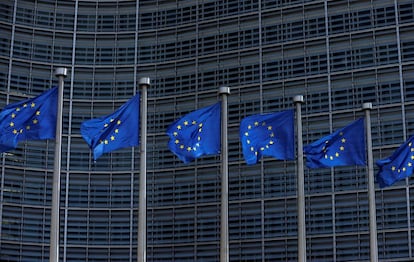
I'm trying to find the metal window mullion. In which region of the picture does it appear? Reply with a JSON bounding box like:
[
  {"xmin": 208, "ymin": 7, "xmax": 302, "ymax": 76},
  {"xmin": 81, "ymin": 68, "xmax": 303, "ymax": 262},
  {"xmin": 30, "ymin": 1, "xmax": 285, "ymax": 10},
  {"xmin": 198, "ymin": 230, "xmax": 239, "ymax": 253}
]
[{"xmin": 393, "ymin": 0, "xmax": 412, "ymax": 258}]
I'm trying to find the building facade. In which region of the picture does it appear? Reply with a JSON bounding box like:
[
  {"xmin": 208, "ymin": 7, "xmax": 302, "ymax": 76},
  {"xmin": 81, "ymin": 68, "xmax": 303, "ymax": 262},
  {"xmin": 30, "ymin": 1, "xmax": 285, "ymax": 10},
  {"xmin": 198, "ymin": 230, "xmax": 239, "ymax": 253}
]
[{"xmin": 1, "ymin": 0, "xmax": 414, "ymax": 261}]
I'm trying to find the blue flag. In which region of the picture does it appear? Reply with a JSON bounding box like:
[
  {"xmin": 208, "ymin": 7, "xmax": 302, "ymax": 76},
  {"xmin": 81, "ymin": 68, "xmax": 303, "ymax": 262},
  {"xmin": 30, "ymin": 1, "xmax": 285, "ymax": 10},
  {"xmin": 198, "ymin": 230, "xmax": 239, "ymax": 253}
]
[
  {"xmin": 240, "ymin": 109, "xmax": 295, "ymax": 165},
  {"xmin": 0, "ymin": 87, "xmax": 58, "ymax": 153},
  {"xmin": 166, "ymin": 102, "xmax": 221, "ymax": 164},
  {"xmin": 304, "ymin": 118, "xmax": 366, "ymax": 168},
  {"xmin": 376, "ymin": 136, "xmax": 414, "ymax": 188},
  {"xmin": 81, "ymin": 94, "xmax": 140, "ymax": 160}
]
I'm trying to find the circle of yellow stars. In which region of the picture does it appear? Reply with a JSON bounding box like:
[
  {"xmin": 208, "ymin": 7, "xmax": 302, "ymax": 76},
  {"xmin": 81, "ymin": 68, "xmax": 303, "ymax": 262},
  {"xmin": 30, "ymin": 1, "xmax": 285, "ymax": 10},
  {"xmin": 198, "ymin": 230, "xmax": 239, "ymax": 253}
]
[
  {"xmin": 243, "ymin": 120, "xmax": 275, "ymax": 156},
  {"xmin": 99, "ymin": 118, "xmax": 122, "ymax": 145},
  {"xmin": 8, "ymin": 102, "xmax": 40, "ymax": 135},
  {"xmin": 390, "ymin": 142, "xmax": 414, "ymax": 173},
  {"xmin": 323, "ymin": 132, "xmax": 346, "ymax": 161},
  {"xmin": 173, "ymin": 119, "xmax": 202, "ymax": 152}
]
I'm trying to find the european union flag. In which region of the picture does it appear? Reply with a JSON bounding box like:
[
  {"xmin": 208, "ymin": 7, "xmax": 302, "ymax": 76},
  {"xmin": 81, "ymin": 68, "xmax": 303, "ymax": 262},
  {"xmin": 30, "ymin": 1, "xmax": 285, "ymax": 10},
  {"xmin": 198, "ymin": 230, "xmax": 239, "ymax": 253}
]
[
  {"xmin": 81, "ymin": 94, "xmax": 140, "ymax": 160},
  {"xmin": 376, "ymin": 136, "xmax": 414, "ymax": 188},
  {"xmin": 304, "ymin": 118, "xmax": 366, "ymax": 168},
  {"xmin": 0, "ymin": 87, "xmax": 58, "ymax": 153},
  {"xmin": 240, "ymin": 109, "xmax": 295, "ymax": 165},
  {"xmin": 166, "ymin": 102, "xmax": 221, "ymax": 164}
]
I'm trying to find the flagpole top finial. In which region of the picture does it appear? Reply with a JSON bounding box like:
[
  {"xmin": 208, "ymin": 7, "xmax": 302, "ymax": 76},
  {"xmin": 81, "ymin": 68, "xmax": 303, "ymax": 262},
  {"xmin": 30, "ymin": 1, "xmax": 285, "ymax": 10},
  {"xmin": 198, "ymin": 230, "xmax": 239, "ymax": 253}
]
[
  {"xmin": 139, "ymin": 77, "xmax": 151, "ymax": 88},
  {"xmin": 293, "ymin": 95, "xmax": 304, "ymax": 104},
  {"xmin": 55, "ymin": 68, "xmax": 68, "ymax": 78},
  {"xmin": 219, "ymin": 86, "xmax": 230, "ymax": 95},
  {"xmin": 362, "ymin": 102, "xmax": 373, "ymax": 110}
]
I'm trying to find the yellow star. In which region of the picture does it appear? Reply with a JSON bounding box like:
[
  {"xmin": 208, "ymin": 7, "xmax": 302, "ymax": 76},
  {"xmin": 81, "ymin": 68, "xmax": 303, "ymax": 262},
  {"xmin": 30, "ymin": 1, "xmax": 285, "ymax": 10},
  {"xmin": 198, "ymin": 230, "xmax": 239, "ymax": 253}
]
[
  {"xmin": 340, "ymin": 146, "xmax": 344, "ymax": 151},
  {"xmin": 245, "ymin": 132, "xmax": 249, "ymax": 136},
  {"xmin": 13, "ymin": 129, "xmax": 18, "ymax": 134},
  {"xmin": 335, "ymin": 152, "xmax": 339, "ymax": 157},
  {"xmin": 391, "ymin": 166, "xmax": 396, "ymax": 171},
  {"xmin": 341, "ymin": 138, "xmax": 346, "ymax": 143},
  {"xmin": 402, "ymin": 167, "xmax": 406, "ymax": 172},
  {"xmin": 36, "ymin": 111, "xmax": 40, "ymax": 116},
  {"xmin": 104, "ymin": 140, "xmax": 108, "ymax": 144},
  {"xmin": 33, "ymin": 119, "xmax": 38, "ymax": 124},
  {"xmin": 270, "ymin": 133, "xmax": 274, "ymax": 137},
  {"xmin": 247, "ymin": 140, "xmax": 250, "ymax": 144},
  {"xmin": 175, "ymin": 139, "xmax": 179, "ymax": 144},
  {"xmin": 173, "ymin": 132, "xmax": 178, "ymax": 136},
  {"xmin": 254, "ymin": 122, "xmax": 259, "ymax": 126},
  {"xmin": 180, "ymin": 145, "xmax": 184, "ymax": 149},
  {"xmin": 330, "ymin": 156, "xmax": 334, "ymax": 160},
  {"xmin": 184, "ymin": 121, "xmax": 189, "ymax": 126},
  {"xmin": 11, "ymin": 113, "xmax": 16, "ymax": 118},
  {"xmin": 110, "ymin": 136, "xmax": 115, "ymax": 141},
  {"xmin": 269, "ymin": 140, "xmax": 274, "ymax": 145},
  {"xmin": 115, "ymin": 129, "xmax": 119, "ymax": 134},
  {"xmin": 187, "ymin": 147, "xmax": 192, "ymax": 151},
  {"xmin": 26, "ymin": 125, "xmax": 30, "ymax": 130},
  {"xmin": 104, "ymin": 123, "xmax": 108, "ymax": 127},
  {"xmin": 248, "ymin": 125, "xmax": 252, "ymax": 129},
  {"xmin": 250, "ymin": 146, "xmax": 254, "ymax": 152},
  {"xmin": 268, "ymin": 126, "xmax": 272, "ymax": 130},
  {"xmin": 9, "ymin": 122, "xmax": 14, "ymax": 127},
  {"xmin": 16, "ymin": 107, "xmax": 20, "ymax": 112},
  {"xmin": 197, "ymin": 136, "xmax": 201, "ymax": 141},
  {"xmin": 260, "ymin": 147, "xmax": 265, "ymax": 151},
  {"xmin": 23, "ymin": 104, "xmax": 27, "ymax": 108},
  {"xmin": 31, "ymin": 102, "xmax": 35, "ymax": 108},
  {"xmin": 110, "ymin": 119, "xmax": 114, "ymax": 122},
  {"xmin": 199, "ymin": 123, "xmax": 203, "ymax": 127},
  {"xmin": 117, "ymin": 120, "xmax": 121, "ymax": 125},
  {"xmin": 192, "ymin": 120, "xmax": 197, "ymax": 125},
  {"xmin": 177, "ymin": 125, "xmax": 182, "ymax": 130},
  {"xmin": 411, "ymin": 155, "xmax": 414, "ymax": 160},
  {"xmin": 411, "ymin": 148, "xmax": 414, "ymax": 152},
  {"xmin": 409, "ymin": 163, "xmax": 412, "ymax": 167}
]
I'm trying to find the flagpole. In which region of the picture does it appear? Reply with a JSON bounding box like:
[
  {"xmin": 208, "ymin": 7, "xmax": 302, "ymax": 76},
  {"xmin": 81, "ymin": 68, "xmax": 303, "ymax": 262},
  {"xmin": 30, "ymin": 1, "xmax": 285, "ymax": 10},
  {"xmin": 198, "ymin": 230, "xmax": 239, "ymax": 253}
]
[
  {"xmin": 137, "ymin": 77, "xmax": 150, "ymax": 262},
  {"xmin": 50, "ymin": 67, "xmax": 67, "ymax": 262},
  {"xmin": 294, "ymin": 95, "xmax": 306, "ymax": 262},
  {"xmin": 219, "ymin": 86, "xmax": 230, "ymax": 262},
  {"xmin": 362, "ymin": 102, "xmax": 378, "ymax": 262}
]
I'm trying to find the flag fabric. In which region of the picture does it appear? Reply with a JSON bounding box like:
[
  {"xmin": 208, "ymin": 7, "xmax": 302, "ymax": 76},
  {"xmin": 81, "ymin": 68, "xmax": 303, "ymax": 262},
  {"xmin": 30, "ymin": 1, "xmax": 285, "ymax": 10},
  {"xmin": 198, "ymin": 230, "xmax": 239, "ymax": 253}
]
[
  {"xmin": 304, "ymin": 118, "xmax": 366, "ymax": 168},
  {"xmin": 166, "ymin": 102, "xmax": 221, "ymax": 164},
  {"xmin": 81, "ymin": 94, "xmax": 140, "ymax": 160},
  {"xmin": 376, "ymin": 136, "xmax": 414, "ymax": 188},
  {"xmin": 0, "ymin": 87, "xmax": 58, "ymax": 153},
  {"xmin": 240, "ymin": 109, "xmax": 295, "ymax": 164}
]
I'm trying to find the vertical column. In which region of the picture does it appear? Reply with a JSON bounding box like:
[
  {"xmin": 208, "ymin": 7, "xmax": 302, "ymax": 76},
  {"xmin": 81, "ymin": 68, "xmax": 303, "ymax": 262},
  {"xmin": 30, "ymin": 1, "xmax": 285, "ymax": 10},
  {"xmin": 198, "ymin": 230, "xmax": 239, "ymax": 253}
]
[
  {"xmin": 294, "ymin": 95, "xmax": 306, "ymax": 262},
  {"xmin": 219, "ymin": 86, "xmax": 230, "ymax": 262},
  {"xmin": 137, "ymin": 77, "xmax": 150, "ymax": 262},
  {"xmin": 362, "ymin": 102, "xmax": 378, "ymax": 262},
  {"xmin": 50, "ymin": 67, "xmax": 67, "ymax": 262}
]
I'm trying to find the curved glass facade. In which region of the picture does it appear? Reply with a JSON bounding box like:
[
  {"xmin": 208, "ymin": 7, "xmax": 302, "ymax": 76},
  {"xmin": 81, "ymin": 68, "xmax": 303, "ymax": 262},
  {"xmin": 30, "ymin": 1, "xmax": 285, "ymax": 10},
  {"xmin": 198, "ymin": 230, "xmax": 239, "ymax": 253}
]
[{"xmin": 1, "ymin": 0, "xmax": 414, "ymax": 261}]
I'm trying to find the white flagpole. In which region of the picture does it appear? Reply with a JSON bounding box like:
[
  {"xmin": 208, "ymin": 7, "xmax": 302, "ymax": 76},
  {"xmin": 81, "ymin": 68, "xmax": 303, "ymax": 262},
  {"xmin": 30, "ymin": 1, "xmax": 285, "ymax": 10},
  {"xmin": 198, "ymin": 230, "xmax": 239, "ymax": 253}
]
[
  {"xmin": 50, "ymin": 67, "xmax": 67, "ymax": 262},
  {"xmin": 219, "ymin": 86, "xmax": 230, "ymax": 262},
  {"xmin": 137, "ymin": 77, "xmax": 150, "ymax": 262},
  {"xmin": 362, "ymin": 102, "xmax": 378, "ymax": 262},
  {"xmin": 294, "ymin": 95, "xmax": 306, "ymax": 262}
]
